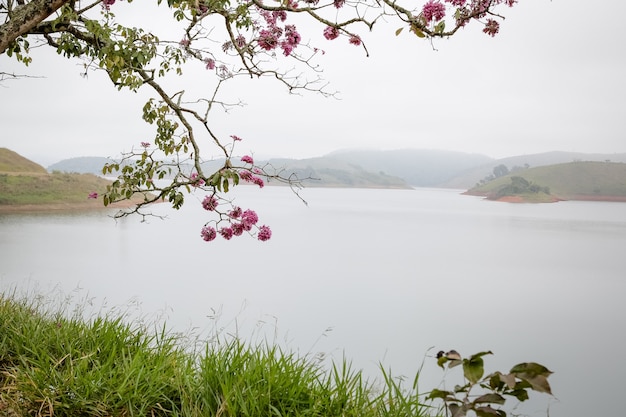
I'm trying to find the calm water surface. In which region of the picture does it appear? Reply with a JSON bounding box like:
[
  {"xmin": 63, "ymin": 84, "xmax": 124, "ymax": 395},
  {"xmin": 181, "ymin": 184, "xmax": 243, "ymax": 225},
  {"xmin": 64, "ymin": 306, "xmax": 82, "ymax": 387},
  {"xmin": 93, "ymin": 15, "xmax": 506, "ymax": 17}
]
[{"xmin": 1, "ymin": 187, "xmax": 625, "ymax": 417}]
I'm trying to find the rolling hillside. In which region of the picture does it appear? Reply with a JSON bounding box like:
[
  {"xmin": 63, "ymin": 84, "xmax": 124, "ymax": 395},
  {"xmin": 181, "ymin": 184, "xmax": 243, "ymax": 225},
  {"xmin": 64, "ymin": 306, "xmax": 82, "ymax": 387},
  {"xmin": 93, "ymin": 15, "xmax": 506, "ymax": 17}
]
[
  {"xmin": 443, "ymin": 151, "xmax": 626, "ymax": 189},
  {"xmin": 0, "ymin": 149, "xmax": 144, "ymax": 211},
  {"xmin": 466, "ymin": 161, "xmax": 626, "ymax": 202},
  {"xmin": 0, "ymin": 148, "xmax": 48, "ymax": 174}
]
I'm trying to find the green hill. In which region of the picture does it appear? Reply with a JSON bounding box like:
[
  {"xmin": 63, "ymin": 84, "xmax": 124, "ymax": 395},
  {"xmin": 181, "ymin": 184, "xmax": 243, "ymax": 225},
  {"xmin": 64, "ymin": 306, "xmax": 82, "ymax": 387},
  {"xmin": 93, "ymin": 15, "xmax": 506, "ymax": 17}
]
[
  {"xmin": 466, "ymin": 161, "xmax": 626, "ymax": 202},
  {"xmin": 0, "ymin": 148, "xmax": 48, "ymax": 174},
  {"xmin": 0, "ymin": 149, "xmax": 139, "ymax": 211}
]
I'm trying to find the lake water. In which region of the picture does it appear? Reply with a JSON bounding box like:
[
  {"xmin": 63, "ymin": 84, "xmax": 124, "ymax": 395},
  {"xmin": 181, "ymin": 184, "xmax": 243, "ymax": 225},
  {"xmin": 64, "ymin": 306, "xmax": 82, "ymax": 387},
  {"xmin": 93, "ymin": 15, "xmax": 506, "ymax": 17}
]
[{"xmin": 1, "ymin": 186, "xmax": 625, "ymax": 417}]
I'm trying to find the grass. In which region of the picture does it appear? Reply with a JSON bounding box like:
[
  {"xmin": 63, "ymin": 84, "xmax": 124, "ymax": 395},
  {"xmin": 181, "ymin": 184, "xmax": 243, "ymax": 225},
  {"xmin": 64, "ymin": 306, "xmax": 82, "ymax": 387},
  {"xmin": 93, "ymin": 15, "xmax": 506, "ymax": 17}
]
[
  {"xmin": 0, "ymin": 172, "xmax": 114, "ymax": 206},
  {"xmin": 0, "ymin": 292, "xmax": 439, "ymax": 417}
]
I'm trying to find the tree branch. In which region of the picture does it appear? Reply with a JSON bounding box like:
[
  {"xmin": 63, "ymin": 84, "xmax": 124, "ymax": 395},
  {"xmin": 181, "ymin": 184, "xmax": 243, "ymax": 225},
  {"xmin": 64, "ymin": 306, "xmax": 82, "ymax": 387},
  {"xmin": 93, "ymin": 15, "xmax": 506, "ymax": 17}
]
[{"xmin": 0, "ymin": 0, "xmax": 70, "ymax": 53}]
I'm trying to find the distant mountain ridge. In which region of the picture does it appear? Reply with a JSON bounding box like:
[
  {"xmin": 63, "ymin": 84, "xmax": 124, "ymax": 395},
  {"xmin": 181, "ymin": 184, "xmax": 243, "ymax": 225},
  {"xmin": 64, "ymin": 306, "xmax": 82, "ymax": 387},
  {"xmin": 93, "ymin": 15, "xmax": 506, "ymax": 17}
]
[{"xmin": 45, "ymin": 149, "xmax": 626, "ymax": 190}]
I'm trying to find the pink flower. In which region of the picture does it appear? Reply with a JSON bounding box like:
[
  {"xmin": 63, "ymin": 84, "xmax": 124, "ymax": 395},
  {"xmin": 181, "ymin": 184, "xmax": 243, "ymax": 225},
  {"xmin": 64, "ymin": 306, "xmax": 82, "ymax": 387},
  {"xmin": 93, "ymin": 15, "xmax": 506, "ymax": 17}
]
[
  {"xmin": 258, "ymin": 225, "xmax": 272, "ymax": 241},
  {"xmin": 200, "ymin": 226, "xmax": 217, "ymax": 241},
  {"xmin": 239, "ymin": 170, "xmax": 253, "ymax": 181},
  {"xmin": 349, "ymin": 35, "xmax": 361, "ymax": 46},
  {"xmin": 230, "ymin": 135, "xmax": 243, "ymax": 141},
  {"xmin": 232, "ymin": 223, "xmax": 245, "ymax": 236},
  {"xmin": 140, "ymin": 141, "xmax": 150, "ymax": 148},
  {"xmin": 333, "ymin": 0, "xmax": 345, "ymax": 8},
  {"xmin": 202, "ymin": 195, "xmax": 219, "ymax": 211},
  {"xmin": 229, "ymin": 206, "xmax": 242, "ymax": 218},
  {"xmin": 482, "ymin": 19, "xmax": 500, "ymax": 36},
  {"xmin": 422, "ymin": 0, "xmax": 446, "ymax": 22},
  {"xmin": 281, "ymin": 42, "xmax": 294, "ymax": 56},
  {"xmin": 101, "ymin": 0, "xmax": 115, "ymax": 10},
  {"xmin": 241, "ymin": 155, "xmax": 254, "ymax": 164},
  {"xmin": 284, "ymin": 25, "xmax": 301, "ymax": 46},
  {"xmin": 190, "ymin": 173, "xmax": 205, "ymax": 187},
  {"xmin": 88, "ymin": 192, "xmax": 98, "ymax": 199},
  {"xmin": 179, "ymin": 37, "xmax": 191, "ymax": 47},
  {"xmin": 242, "ymin": 209, "xmax": 259, "ymax": 226},
  {"xmin": 323, "ymin": 26, "xmax": 340, "ymax": 41},
  {"xmin": 239, "ymin": 170, "xmax": 265, "ymax": 187},
  {"xmin": 273, "ymin": 10, "xmax": 288, "ymax": 22},
  {"xmin": 235, "ymin": 35, "xmax": 247, "ymax": 48},
  {"xmin": 204, "ymin": 58, "xmax": 216, "ymax": 70},
  {"xmin": 252, "ymin": 176, "xmax": 265, "ymax": 188},
  {"xmin": 220, "ymin": 227, "xmax": 234, "ymax": 240},
  {"xmin": 445, "ymin": 0, "xmax": 466, "ymax": 6},
  {"xmin": 258, "ymin": 29, "xmax": 279, "ymax": 50}
]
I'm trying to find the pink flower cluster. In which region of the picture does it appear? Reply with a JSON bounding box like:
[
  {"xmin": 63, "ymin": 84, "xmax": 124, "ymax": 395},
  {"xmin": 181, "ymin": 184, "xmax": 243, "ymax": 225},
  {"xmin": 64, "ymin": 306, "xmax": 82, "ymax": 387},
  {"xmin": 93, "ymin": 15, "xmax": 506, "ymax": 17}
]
[
  {"xmin": 323, "ymin": 27, "xmax": 361, "ymax": 46},
  {"xmin": 423, "ymin": 0, "xmax": 516, "ymax": 35},
  {"xmin": 190, "ymin": 172, "xmax": 205, "ymax": 187},
  {"xmin": 239, "ymin": 170, "xmax": 264, "ymax": 188},
  {"xmin": 483, "ymin": 19, "xmax": 500, "ymax": 36},
  {"xmin": 256, "ymin": 8, "xmax": 301, "ymax": 56},
  {"xmin": 241, "ymin": 155, "xmax": 254, "ymax": 164},
  {"xmin": 422, "ymin": 0, "xmax": 446, "ymax": 22},
  {"xmin": 102, "ymin": 0, "xmax": 115, "ymax": 10},
  {"xmin": 202, "ymin": 195, "xmax": 219, "ymax": 211},
  {"xmin": 444, "ymin": 0, "xmax": 466, "ymax": 6},
  {"xmin": 200, "ymin": 207, "xmax": 272, "ymax": 242},
  {"xmin": 323, "ymin": 26, "xmax": 339, "ymax": 41}
]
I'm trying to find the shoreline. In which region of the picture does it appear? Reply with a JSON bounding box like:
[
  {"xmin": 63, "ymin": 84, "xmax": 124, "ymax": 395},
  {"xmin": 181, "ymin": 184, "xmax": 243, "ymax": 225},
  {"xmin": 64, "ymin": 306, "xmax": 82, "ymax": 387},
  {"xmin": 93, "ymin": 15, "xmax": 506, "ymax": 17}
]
[
  {"xmin": 0, "ymin": 198, "xmax": 159, "ymax": 214},
  {"xmin": 464, "ymin": 191, "xmax": 626, "ymax": 203}
]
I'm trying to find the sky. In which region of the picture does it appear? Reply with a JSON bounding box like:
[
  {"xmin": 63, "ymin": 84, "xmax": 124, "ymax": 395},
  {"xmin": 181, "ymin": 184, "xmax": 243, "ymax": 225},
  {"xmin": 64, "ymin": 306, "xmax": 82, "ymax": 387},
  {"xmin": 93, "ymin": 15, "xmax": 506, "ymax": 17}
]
[{"xmin": 1, "ymin": 0, "xmax": 625, "ymax": 167}]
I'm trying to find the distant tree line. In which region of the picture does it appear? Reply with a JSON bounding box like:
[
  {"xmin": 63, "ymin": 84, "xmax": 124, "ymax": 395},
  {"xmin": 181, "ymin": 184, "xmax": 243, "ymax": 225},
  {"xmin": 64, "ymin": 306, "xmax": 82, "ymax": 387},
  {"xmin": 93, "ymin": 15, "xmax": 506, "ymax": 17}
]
[
  {"xmin": 477, "ymin": 163, "xmax": 531, "ymax": 186},
  {"xmin": 495, "ymin": 176, "xmax": 550, "ymax": 198}
]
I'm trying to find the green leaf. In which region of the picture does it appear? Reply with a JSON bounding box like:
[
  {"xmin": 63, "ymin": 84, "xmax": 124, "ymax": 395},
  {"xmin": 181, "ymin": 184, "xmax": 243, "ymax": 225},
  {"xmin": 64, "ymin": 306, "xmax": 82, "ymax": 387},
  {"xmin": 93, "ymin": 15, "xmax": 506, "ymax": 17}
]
[
  {"xmin": 518, "ymin": 374, "xmax": 552, "ymax": 395},
  {"xmin": 475, "ymin": 405, "xmax": 506, "ymax": 417},
  {"xmin": 427, "ymin": 388, "xmax": 452, "ymax": 400},
  {"xmin": 448, "ymin": 403, "xmax": 466, "ymax": 417},
  {"xmin": 510, "ymin": 362, "xmax": 553, "ymax": 378},
  {"xmin": 508, "ymin": 388, "xmax": 529, "ymax": 401},
  {"xmin": 395, "ymin": 27, "xmax": 404, "ymax": 36},
  {"xmin": 463, "ymin": 352, "xmax": 492, "ymax": 384},
  {"xmin": 410, "ymin": 24, "xmax": 426, "ymax": 38},
  {"xmin": 437, "ymin": 355, "xmax": 448, "ymax": 368},
  {"xmin": 474, "ymin": 393, "xmax": 505, "ymax": 405}
]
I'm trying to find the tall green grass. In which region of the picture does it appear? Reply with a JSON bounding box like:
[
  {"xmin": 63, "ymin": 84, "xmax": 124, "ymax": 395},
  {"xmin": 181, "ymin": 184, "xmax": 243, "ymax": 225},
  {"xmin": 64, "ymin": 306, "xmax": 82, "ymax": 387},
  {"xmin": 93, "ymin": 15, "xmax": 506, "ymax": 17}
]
[{"xmin": 0, "ymin": 293, "xmax": 440, "ymax": 417}]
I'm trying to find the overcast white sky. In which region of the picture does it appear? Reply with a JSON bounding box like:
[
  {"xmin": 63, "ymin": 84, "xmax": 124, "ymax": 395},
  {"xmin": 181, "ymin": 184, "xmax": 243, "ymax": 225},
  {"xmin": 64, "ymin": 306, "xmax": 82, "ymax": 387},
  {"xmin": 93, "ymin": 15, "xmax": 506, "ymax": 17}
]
[{"xmin": 1, "ymin": 0, "xmax": 625, "ymax": 167}]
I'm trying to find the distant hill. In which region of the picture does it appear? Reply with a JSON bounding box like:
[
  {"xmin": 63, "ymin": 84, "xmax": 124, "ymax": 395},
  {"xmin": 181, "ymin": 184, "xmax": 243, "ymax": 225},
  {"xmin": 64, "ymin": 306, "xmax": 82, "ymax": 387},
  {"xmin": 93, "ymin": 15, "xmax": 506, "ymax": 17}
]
[
  {"xmin": 265, "ymin": 156, "xmax": 410, "ymax": 189},
  {"xmin": 0, "ymin": 148, "xmax": 48, "ymax": 174},
  {"xmin": 443, "ymin": 151, "xmax": 626, "ymax": 189},
  {"xmin": 48, "ymin": 155, "xmax": 412, "ymax": 189},
  {"xmin": 44, "ymin": 149, "xmax": 626, "ymax": 194},
  {"xmin": 326, "ymin": 149, "xmax": 494, "ymax": 186},
  {"xmin": 466, "ymin": 161, "xmax": 626, "ymax": 202},
  {"xmin": 0, "ymin": 150, "xmax": 147, "ymax": 211},
  {"xmin": 48, "ymin": 156, "xmax": 116, "ymax": 174}
]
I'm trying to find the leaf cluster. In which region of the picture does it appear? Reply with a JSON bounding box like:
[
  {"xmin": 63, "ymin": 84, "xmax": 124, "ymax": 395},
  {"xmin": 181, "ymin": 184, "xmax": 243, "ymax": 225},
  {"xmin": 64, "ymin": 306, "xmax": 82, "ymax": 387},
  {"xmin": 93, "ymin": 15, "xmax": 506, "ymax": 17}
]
[{"xmin": 429, "ymin": 351, "xmax": 553, "ymax": 417}]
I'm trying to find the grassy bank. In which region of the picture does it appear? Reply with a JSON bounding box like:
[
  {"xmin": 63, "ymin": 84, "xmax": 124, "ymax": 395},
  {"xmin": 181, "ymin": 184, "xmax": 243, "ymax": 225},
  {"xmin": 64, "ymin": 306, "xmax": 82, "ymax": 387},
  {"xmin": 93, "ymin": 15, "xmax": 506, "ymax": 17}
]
[
  {"xmin": 0, "ymin": 293, "xmax": 434, "ymax": 417},
  {"xmin": 0, "ymin": 172, "xmax": 114, "ymax": 206}
]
